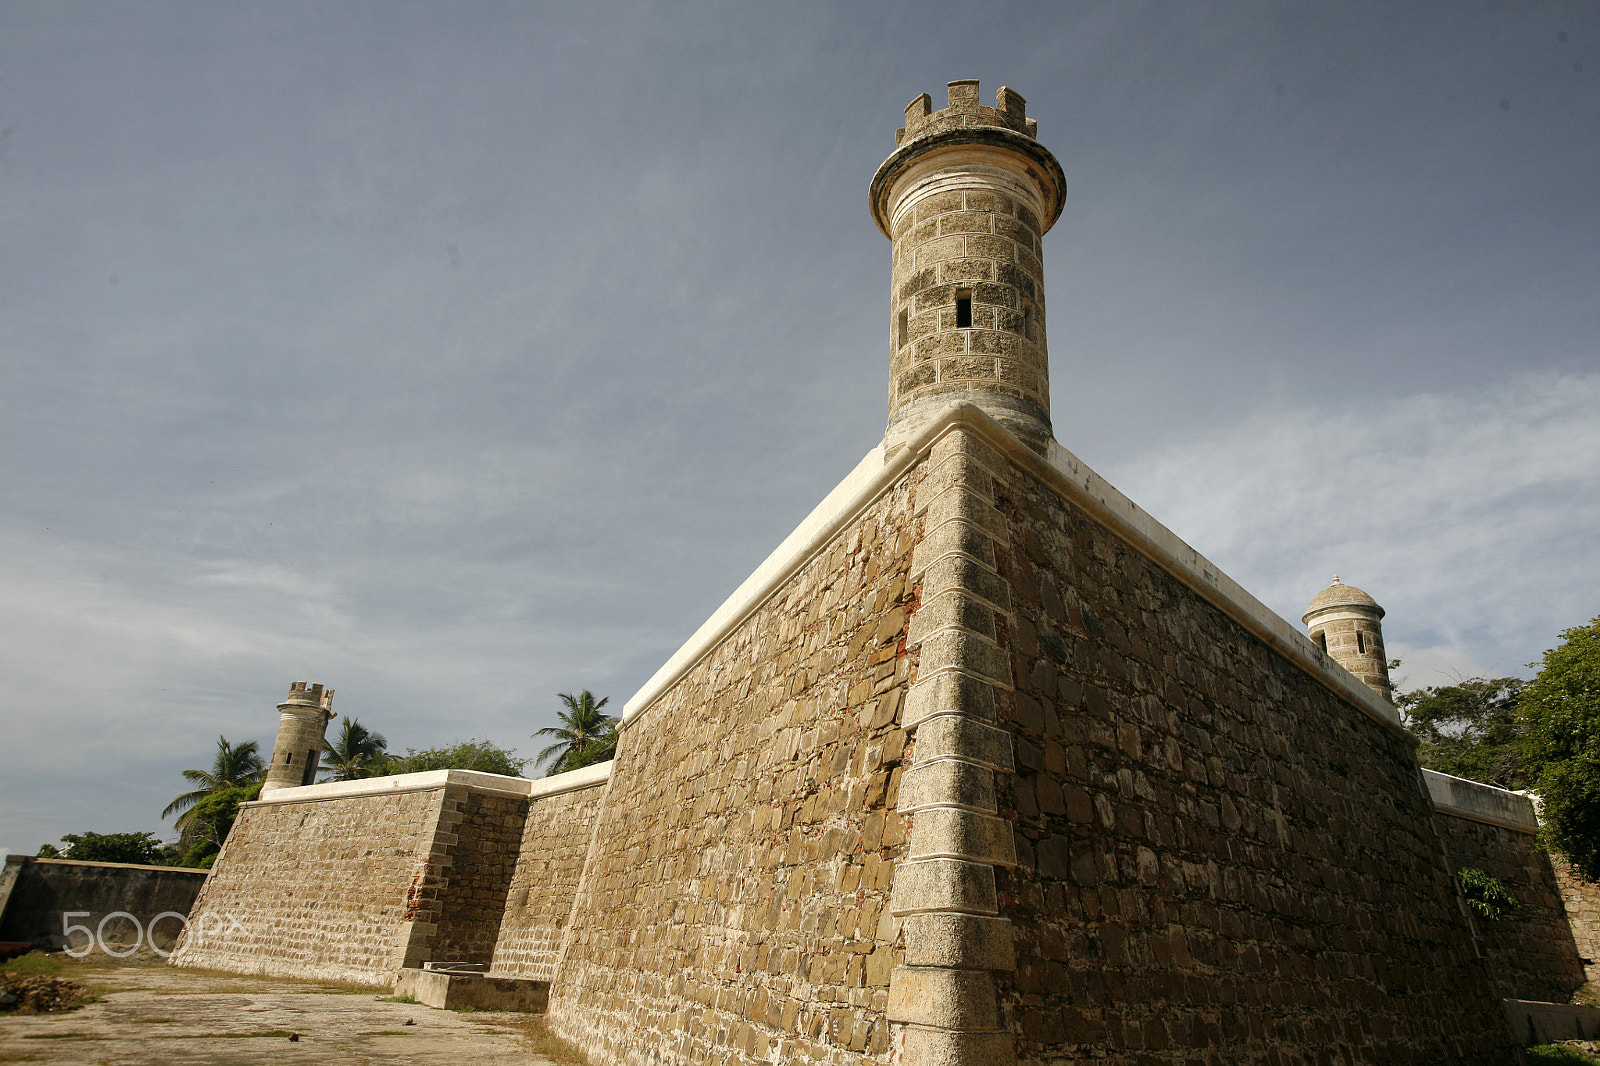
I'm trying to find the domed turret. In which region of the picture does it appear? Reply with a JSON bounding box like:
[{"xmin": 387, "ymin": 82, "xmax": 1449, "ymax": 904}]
[{"xmin": 1303, "ymin": 577, "xmax": 1392, "ymax": 702}]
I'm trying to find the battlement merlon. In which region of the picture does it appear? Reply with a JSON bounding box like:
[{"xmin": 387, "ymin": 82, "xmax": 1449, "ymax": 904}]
[
  {"xmin": 895, "ymin": 81, "xmax": 1039, "ymax": 148},
  {"xmin": 872, "ymin": 81, "xmax": 1065, "ymax": 240},
  {"xmin": 278, "ymin": 681, "xmax": 336, "ymax": 719}
]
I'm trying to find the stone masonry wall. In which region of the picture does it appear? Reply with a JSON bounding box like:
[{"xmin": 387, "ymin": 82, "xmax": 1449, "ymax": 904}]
[
  {"xmin": 175, "ymin": 783, "xmax": 521, "ymax": 985},
  {"xmin": 547, "ymin": 465, "xmax": 925, "ymax": 1066},
  {"xmin": 176, "ymin": 788, "xmax": 446, "ymax": 984},
  {"xmin": 0, "ymin": 856, "xmax": 208, "ymax": 952},
  {"xmin": 1552, "ymin": 857, "xmax": 1600, "ymax": 994},
  {"xmin": 425, "ymin": 789, "xmax": 526, "ymax": 965},
  {"xmin": 491, "ymin": 781, "xmax": 609, "ymax": 980},
  {"xmin": 962, "ymin": 426, "xmax": 1517, "ymax": 1063}
]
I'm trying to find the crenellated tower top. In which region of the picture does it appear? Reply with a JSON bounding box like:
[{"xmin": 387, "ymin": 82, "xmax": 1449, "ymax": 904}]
[{"xmin": 872, "ymin": 81, "xmax": 1067, "ymax": 451}]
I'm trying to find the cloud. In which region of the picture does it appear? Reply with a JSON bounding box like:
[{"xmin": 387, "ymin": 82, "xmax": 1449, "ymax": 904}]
[{"xmin": 1105, "ymin": 371, "xmax": 1600, "ymax": 686}]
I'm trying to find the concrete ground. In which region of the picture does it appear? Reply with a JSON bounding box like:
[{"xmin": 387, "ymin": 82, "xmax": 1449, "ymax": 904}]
[{"xmin": 0, "ymin": 953, "xmax": 558, "ymax": 1065}]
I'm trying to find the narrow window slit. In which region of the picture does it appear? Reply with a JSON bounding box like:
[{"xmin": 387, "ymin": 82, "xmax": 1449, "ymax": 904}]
[
  {"xmin": 955, "ymin": 291, "xmax": 973, "ymax": 328},
  {"xmin": 1357, "ymin": 631, "xmax": 1366, "ymax": 654},
  {"xmin": 897, "ymin": 308, "xmax": 908, "ymax": 348}
]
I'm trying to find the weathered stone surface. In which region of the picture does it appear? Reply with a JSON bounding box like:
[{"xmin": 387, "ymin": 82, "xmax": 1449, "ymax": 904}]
[
  {"xmin": 912, "ymin": 715, "xmax": 1014, "ymax": 771},
  {"xmin": 906, "ymin": 807, "xmax": 1017, "ymax": 866},
  {"xmin": 545, "ymin": 470, "xmax": 923, "ymax": 1066},
  {"xmin": 174, "ymin": 783, "xmax": 525, "ymax": 986},
  {"xmin": 901, "ymin": 913, "xmax": 1015, "ymax": 972},
  {"xmin": 889, "ymin": 859, "xmax": 998, "ymax": 917},
  {"xmin": 903, "ymin": 672, "xmax": 997, "ymax": 730},
  {"xmin": 898, "ymin": 761, "xmax": 996, "ymax": 815},
  {"xmin": 489, "ymin": 781, "xmax": 607, "ymax": 981},
  {"xmin": 1433, "ymin": 809, "xmax": 1588, "ymax": 1003},
  {"xmin": 891, "ymin": 1025, "xmax": 1016, "ymax": 1066},
  {"xmin": 886, "ymin": 966, "xmax": 998, "ymax": 1028},
  {"xmin": 984, "ymin": 438, "xmax": 1521, "ymax": 1064}
]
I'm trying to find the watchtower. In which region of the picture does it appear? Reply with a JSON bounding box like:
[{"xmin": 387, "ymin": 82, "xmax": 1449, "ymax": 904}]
[
  {"xmin": 261, "ymin": 681, "xmax": 336, "ymax": 793},
  {"xmin": 871, "ymin": 80, "xmax": 1067, "ymax": 452},
  {"xmin": 1303, "ymin": 578, "xmax": 1393, "ymax": 701}
]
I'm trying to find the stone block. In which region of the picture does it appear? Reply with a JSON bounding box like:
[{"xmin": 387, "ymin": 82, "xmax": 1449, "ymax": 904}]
[
  {"xmin": 899, "ymin": 754, "xmax": 997, "ymax": 811},
  {"xmin": 910, "ymin": 517, "xmax": 997, "ymax": 577},
  {"xmin": 917, "ymin": 630, "xmax": 1012, "ymax": 688},
  {"xmin": 893, "ymin": 1024, "xmax": 1016, "ymax": 1066},
  {"xmin": 913, "ymin": 484, "xmax": 1008, "ymax": 540},
  {"xmin": 912, "ymin": 714, "xmax": 1015, "ymax": 772},
  {"xmin": 904, "ymin": 671, "xmax": 997, "ymax": 730},
  {"xmin": 918, "ymin": 554, "xmax": 1011, "ymax": 614},
  {"xmin": 906, "ymin": 807, "xmax": 1017, "ymax": 866},
  {"xmin": 901, "ymin": 913, "xmax": 1015, "ymax": 971},
  {"xmin": 907, "ymin": 589, "xmax": 997, "ymax": 648},
  {"xmin": 887, "ymin": 966, "xmax": 999, "ymax": 1028},
  {"xmin": 888, "ymin": 858, "xmax": 998, "ymax": 916}
]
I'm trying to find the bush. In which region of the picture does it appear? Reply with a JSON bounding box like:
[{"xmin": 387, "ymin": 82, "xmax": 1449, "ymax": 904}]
[{"xmin": 1457, "ymin": 867, "xmax": 1519, "ymax": 921}]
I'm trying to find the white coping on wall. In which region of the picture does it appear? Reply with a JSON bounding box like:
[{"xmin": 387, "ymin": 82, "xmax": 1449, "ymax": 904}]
[
  {"xmin": 250, "ymin": 762, "xmax": 613, "ymax": 806},
  {"xmin": 622, "ymin": 402, "xmax": 1411, "ymax": 741},
  {"xmin": 1423, "ymin": 769, "xmax": 1540, "ymax": 833}
]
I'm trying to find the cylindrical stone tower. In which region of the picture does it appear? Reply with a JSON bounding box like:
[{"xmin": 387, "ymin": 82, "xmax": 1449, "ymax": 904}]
[
  {"xmin": 261, "ymin": 681, "xmax": 336, "ymax": 794},
  {"xmin": 1303, "ymin": 577, "xmax": 1393, "ymax": 702},
  {"xmin": 871, "ymin": 80, "xmax": 1067, "ymax": 451}
]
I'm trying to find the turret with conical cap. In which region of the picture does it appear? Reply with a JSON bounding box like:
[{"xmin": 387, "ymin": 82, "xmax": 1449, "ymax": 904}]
[
  {"xmin": 1303, "ymin": 577, "xmax": 1392, "ymax": 702},
  {"xmin": 871, "ymin": 81, "xmax": 1067, "ymax": 452}
]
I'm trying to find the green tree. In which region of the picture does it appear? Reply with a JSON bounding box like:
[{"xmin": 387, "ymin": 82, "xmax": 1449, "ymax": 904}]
[
  {"xmin": 532, "ymin": 691, "xmax": 617, "ymax": 776},
  {"xmin": 1398, "ymin": 677, "xmax": 1528, "ymax": 789},
  {"xmin": 320, "ymin": 718, "xmax": 389, "ymax": 781},
  {"xmin": 1520, "ymin": 614, "xmax": 1600, "ymax": 879},
  {"xmin": 161, "ymin": 736, "xmax": 265, "ymax": 834},
  {"xmin": 176, "ymin": 782, "xmax": 263, "ymax": 868},
  {"xmin": 36, "ymin": 831, "xmax": 169, "ymax": 865},
  {"xmin": 388, "ymin": 739, "xmax": 527, "ymax": 777}
]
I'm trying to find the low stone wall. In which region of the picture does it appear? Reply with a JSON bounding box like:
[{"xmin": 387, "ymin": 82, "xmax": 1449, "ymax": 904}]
[
  {"xmin": 1424, "ymin": 770, "xmax": 1586, "ymax": 1004},
  {"xmin": 173, "ymin": 769, "xmax": 535, "ymax": 985},
  {"xmin": 489, "ymin": 762, "xmax": 610, "ymax": 980},
  {"xmin": 0, "ymin": 856, "xmax": 208, "ymax": 953}
]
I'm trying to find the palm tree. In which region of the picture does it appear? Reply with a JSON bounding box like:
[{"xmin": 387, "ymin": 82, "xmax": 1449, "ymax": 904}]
[
  {"xmin": 162, "ymin": 735, "xmax": 265, "ymax": 832},
  {"xmin": 533, "ymin": 691, "xmax": 616, "ymax": 775},
  {"xmin": 320, "ymin": 718, "xmax": 389, "ymax": 781}
]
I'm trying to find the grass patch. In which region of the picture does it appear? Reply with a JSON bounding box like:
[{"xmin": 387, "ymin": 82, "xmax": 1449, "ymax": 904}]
[
  {"xmin": 355, "ymin": 1030, "xmax": 411, "ymax": 1036},
  {"xmin": 522, "ymin": 1017, "xmax": 597, "ymax": 1066},
  {"xmin": 168, "ymin": 1030, "xmax": 298, "ymax": 1040},
  {"xmin": 1528, "ymin": 1046, "xmax": 1600, "ymax": 1065},
  {"xmin": 0, "ymin": 955, "xmax": 62, "ymax": 980},
  {"xmin": 380, "ymin": 994, "xmax": 418, "ymax": 1004},
  {"xmin": 18, "ymin": 1034, "xmax": 101, "ymax": 1041}
]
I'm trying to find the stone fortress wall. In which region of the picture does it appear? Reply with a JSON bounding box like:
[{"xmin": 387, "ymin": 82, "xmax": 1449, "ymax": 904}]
[
  {"xmin": 175, "ymin": 768, "xmax": 596, "ymax": 985},
  {"xmin": 170, "ymin": 80, "xmax": 1600, "ymax": 1065},
  {"xmin": 545, "ymin": 454, "xmax": 924, "ymax": 1066},
  {"xmin": 491, "ymin": 762, "xmax": 611, "ymax": 981}
]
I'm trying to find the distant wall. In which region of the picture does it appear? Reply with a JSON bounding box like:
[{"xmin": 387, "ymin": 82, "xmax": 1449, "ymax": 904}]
[
  {"xmin": 1552, "ymin": 856, "xmax": 1600, "ymax": 992},
  {"xmin": 173, "ymin": 770, "xmax": 534, "ymax": 985},
  {"xmin": 546, "ymin": 456, "xmax": 923, "ymax": 1066},
  {"xmin": 0, "ymin": 856, "xmax": 208, "ymax": 952},
  {"xmin": 490, "ymin": 762, "xmax": 610, "ymax": 980},
  {"xmin": 1424, "ymin": 770, "xmax": 1586, "ymax": 1004}
]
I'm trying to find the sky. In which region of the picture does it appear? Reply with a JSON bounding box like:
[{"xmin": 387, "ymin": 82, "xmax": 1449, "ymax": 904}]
[{"xmin": 2, "ymin": 1, "xmax": 1596, "ymax": 855}]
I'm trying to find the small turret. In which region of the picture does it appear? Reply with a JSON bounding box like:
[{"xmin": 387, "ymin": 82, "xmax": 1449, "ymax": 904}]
[
  {"xmin": 871, "ymin": 81, "xmax": 1068, "ymax": 452},
  {"xmin": 1303, "ymin": 577, "xmax": 1392, "ymax": 702},
  {"xmin": 261, "ymin": 681, "xmax": 336, "ymax": 793}
]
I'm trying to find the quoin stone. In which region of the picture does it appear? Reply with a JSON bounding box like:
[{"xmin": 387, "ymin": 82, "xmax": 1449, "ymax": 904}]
[
  {"xmin": 261, "ymin": 681, "xmax": 335, "ymax": 793},
  {"xmin": 1302, "ymin": 576, "xmax": 1393, "ymax": 701}
]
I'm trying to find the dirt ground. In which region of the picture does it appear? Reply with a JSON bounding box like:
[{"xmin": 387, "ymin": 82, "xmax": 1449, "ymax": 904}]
[{"xmin": 0, "ymin": 952, "xmax": 558, "ymax": 1065}]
